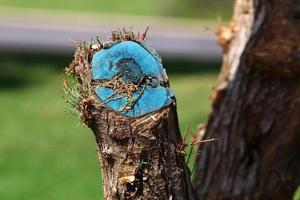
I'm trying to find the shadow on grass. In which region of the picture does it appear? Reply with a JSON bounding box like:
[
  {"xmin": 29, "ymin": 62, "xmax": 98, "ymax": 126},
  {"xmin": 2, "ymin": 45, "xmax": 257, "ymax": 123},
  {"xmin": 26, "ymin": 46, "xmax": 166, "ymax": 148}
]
[
  {"xmin": 0, "ymin": 53, "xmax": 70, "ymax": 90},
  {"xmin": 0, "ymin": 52, "xmax": 221, "ymax": 90},
  {"xmin": 164, "ymin": 59, "xmax": 221, "ymax": 75}
]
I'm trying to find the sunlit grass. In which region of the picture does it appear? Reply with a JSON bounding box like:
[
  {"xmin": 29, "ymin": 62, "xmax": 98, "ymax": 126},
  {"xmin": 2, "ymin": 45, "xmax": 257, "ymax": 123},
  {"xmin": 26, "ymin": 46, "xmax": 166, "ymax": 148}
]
[
  {"xmin": 0, "ymin": 0, "xmax": 232, "ymax": 19},
  {"xmin": 1, "ymin": 53, "xmax": 299, "ymax": 199},
  {"xmin": 0, "ymin": 54, "xmax": 218, "ymax": 200}
]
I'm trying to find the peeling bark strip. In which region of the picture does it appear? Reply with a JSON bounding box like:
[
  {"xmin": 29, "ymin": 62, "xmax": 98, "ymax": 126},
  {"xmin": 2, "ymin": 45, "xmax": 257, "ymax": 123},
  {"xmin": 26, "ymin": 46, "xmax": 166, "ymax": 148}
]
[
  {"xmin": 65, "ymin": 30, "xmax": 196, "ymax": 200},
  {"xmin": 193, "ymin": 0, "xmax": 300, "ymax": 199}
]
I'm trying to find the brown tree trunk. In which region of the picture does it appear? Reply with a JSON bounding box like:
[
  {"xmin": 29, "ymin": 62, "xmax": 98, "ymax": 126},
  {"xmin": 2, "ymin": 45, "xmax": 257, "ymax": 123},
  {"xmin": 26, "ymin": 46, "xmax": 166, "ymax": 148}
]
[
  {"xmin": 89, "ymin": 104, "xmax": 196, "ymax": 200},
  {"xmin": 193, "ymin": 0, "xmax": 300, "ymax": 199},
  {"xmin": 65, "ymin": 33, "xmax": 196, "ymax": 199}
]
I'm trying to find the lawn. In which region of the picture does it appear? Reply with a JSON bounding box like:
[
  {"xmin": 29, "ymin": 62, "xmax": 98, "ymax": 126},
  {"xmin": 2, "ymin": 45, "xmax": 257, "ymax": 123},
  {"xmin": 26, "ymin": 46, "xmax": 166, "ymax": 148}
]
[
  {"xmin": 0, "ymin": 0, "xmax": 232, "ymax": 19},
  {"xmin": 0, "ymin": 53, "xmax": 219, "ymax": 200}
]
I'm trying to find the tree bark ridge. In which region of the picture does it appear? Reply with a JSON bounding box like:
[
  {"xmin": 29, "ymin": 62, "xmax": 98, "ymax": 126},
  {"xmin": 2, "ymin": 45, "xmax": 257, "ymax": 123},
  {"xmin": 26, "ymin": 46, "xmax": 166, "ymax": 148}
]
[{"xmin": 193, "ymin": 0, "xmax": 300, "ymax": 199}]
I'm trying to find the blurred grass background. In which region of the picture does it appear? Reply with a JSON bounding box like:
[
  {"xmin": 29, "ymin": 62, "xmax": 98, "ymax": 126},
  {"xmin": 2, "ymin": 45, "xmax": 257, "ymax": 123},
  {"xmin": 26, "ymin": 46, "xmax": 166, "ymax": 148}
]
[
  {"xmin": 0, "ymin": 1, "xmax": 227, "ymax": 199},
  {"xmin": 0, "ymin": 53, "xmax": 219, "ymax": 200},
  {"xmin": 2, "ymin": 55, "xmax": 299, "ymax": 200},
  {"xmin": 0, "ymin": 0, "xmax": 232, "ymax": 19},
  {"xmin": 1, "ymin": 0, "xmax": 299, "ymax": 200},
  {"xmin": 0, "ymin": 50, "xmax": 219, "ymax": 200}
]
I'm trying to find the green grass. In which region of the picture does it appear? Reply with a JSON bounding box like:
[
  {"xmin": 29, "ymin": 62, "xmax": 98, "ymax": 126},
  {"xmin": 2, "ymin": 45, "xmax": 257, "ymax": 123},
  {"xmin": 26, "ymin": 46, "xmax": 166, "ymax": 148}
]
[
  {"xmin": 295, "ymin": 187, "xmax": 300, "ymax": 200},
  {"xmin": 0, "ymin": 0, "xmax": 232, "ymax": 19},
  {"xmin": 0, "ymin": 53, "xmax": 219, "ymax": 200},
  {"xmin": 1, "ymin": 53, "xmax": 300, "ymax": 199},
  {"xmin": 0, "ymin": 54, "xmax": 102, "ymax": 200}
]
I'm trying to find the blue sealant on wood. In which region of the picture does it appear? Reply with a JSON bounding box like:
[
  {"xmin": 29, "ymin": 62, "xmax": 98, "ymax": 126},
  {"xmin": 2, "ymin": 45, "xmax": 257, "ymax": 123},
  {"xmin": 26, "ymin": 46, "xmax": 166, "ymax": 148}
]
[{"xmin": 91, "ymin": 41, "xmax": 174, "ymax": 117}]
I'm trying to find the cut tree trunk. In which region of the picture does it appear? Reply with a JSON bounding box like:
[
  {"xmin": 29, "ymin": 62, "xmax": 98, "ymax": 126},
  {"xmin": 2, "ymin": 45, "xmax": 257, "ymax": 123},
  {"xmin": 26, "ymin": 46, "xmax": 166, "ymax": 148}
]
[
  {"xmin": 193, "ymin": 0, "xmax": 300, "ymax": 199},
  {"xmin": 90, "ymin": 104, "xmax": 195, "ymax": 200},
  {"xmin": 65, "ymin": 32, "xmax": 196, "ymax": 200}
]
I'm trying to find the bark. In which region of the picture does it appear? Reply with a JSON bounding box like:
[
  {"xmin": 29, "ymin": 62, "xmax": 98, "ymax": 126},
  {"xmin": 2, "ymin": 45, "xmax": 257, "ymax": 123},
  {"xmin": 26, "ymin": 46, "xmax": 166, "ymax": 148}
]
[
  {"xmin": 65, "ymin": 33, "xmax": 196, "ymax": 200},
  {"xmin": 90, "ymin": 104, "xmax": 195, "ymax": 200},
  {"xmin": 193, "ymin": 0, "xmax": 300, "ymax": 199}
]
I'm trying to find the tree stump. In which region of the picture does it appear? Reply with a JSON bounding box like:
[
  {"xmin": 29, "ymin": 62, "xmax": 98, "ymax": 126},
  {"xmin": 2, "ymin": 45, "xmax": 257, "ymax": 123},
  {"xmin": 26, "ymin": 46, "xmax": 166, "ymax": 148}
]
[{"xmin": 65, "ymin": 31, "xmax": 196, "ymax": 200}]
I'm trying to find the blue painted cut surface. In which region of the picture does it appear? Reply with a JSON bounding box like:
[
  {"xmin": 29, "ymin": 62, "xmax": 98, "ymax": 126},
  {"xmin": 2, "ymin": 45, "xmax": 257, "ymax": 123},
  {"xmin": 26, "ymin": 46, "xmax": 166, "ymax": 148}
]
[
  {"xmin": 96, "ymin": 86, "xmax": 172, "ymax": 117},
  {"xmin": 92, "ymin": 41, "xmax": 165, "ymax": 81},
  {"xmin": 92, "ymin": 41, "xmax": 173, "ymax": 117},
  {"xmin": 96, "ymin": 87, "xmax": 127, "ymax": 111}
]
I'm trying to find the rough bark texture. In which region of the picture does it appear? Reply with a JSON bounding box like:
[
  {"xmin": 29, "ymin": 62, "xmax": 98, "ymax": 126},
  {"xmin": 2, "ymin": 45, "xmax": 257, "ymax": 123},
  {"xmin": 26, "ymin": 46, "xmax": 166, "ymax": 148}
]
[
  {"xmin": 89, "ymin": 104, "xmax": 195, "ymax": 200},
  {"xmin": 193, "ymin": 0, "xmax": 300, "ymax": 199}
]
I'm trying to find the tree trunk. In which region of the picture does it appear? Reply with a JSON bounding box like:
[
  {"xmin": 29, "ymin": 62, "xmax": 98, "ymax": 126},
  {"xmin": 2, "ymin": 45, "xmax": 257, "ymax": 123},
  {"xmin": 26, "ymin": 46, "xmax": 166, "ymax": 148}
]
[
  {"xmin": 65, "ymin": 33, "xmax": 196, "ymax": 199},
  {"xmin": 193, "ymin": 0, "xmax": 300, "ymax": 199},
  {"xmin": 90, "ymin": 104, "xmax": 195, "ymax": 199}
]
